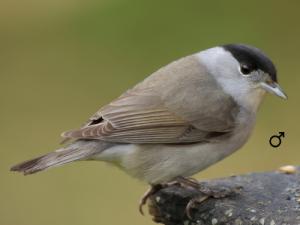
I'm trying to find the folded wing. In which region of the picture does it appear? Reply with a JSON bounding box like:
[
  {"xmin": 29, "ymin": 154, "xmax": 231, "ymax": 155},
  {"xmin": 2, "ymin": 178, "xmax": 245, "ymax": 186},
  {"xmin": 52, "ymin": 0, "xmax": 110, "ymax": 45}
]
[{"xmin": 62, "ymin": 88, "xmax": 234, "ymax": 144}]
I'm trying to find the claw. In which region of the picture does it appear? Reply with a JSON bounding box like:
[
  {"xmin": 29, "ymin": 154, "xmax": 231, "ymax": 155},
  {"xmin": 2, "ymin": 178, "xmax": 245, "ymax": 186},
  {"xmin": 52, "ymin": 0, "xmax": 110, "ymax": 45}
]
[
  {"xmin": 185, "ymin": 195, "xmax": 209, "ymax": 219},
  {"xmin": 139, "ymin": 194, "xmax": 147, "ymax": 215},
  {"xmin": 139, "ymin": 184, "xmax": 163, "ymax": 215}
]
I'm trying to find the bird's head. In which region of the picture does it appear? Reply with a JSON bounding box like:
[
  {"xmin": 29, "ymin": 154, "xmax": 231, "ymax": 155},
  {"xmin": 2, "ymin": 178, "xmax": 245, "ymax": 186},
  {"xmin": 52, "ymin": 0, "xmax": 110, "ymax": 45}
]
[{"xmin": 197, "ymin": 44, "xmax": 287, "ymax": 111}]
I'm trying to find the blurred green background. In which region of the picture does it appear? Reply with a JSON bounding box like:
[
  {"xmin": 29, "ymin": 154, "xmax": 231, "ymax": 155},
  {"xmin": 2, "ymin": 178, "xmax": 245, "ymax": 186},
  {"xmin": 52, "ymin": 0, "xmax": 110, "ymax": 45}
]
[{"xmin": 1, "ymin": 1, "xmax": 299, "ymax": 224}]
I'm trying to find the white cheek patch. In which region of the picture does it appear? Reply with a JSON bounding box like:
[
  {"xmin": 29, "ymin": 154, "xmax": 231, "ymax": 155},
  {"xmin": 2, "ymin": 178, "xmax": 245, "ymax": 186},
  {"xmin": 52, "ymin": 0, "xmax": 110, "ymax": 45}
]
[{"xmin": 196, "ymin": 47, "xmax": 265, "ymax": 112}]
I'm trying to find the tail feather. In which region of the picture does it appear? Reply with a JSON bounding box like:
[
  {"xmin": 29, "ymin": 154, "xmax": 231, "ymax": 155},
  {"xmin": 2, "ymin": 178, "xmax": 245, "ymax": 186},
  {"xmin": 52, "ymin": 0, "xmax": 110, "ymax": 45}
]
[
  {"xmin": 11, "ymin": 140, "xmax": 110, "ymax": 175},
  {"xmin": 11, "ymin": 155, "xmax": 47, "ymax": 175}
]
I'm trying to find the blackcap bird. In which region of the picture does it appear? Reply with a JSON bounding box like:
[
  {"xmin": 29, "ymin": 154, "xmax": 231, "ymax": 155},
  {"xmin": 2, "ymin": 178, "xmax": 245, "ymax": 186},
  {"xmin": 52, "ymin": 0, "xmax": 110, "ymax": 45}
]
[{"xmin": 11, "ymin": 44, "xmax": 287, "ymax": 214}]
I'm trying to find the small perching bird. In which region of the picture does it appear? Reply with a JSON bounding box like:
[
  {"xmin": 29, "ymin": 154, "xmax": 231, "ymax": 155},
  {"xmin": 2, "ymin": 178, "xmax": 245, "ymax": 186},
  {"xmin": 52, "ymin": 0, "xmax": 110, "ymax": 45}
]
[{"xmin": 11, "ymin": 44, "xmax": 287, "ymax": 214}]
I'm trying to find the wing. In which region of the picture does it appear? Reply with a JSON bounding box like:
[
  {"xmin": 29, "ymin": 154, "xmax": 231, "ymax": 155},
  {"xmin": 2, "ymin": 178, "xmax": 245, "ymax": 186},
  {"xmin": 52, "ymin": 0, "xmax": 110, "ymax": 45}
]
[
  {"xmin": 62, "ymin": 55, "xmax": 238, "ymax": 144},
  {"xmin": 62, "ymin": 89, "xmax": 235, "ymax": 144},
  {"xmin": 62, "ymin": 90, "xmax": 205, "ymax": 143}
]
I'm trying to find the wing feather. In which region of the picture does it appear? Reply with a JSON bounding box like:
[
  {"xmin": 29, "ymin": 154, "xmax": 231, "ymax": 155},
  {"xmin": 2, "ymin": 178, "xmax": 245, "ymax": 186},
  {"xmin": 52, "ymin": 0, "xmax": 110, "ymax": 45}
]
[{"xmin": 62, "ymin": 90, "xmax": 231, "ymax": 143}]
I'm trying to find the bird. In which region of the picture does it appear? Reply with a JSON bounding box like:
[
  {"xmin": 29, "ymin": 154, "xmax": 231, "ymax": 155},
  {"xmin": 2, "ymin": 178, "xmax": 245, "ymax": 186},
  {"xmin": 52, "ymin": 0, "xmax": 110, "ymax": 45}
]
[{"xmin": 11, "ymin": 44, "xmax": 287, "ymax": 215}]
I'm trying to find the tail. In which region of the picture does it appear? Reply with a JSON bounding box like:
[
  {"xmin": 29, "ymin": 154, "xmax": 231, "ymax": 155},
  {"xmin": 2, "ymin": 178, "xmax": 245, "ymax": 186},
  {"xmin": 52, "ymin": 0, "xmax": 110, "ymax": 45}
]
[{"xmin": 11, "ymin": 140, "xmax": 110, "ymax": 175}]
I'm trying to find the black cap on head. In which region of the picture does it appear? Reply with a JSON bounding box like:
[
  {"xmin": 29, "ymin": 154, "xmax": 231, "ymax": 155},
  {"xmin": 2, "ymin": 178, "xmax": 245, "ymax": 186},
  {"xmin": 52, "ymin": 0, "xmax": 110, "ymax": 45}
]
[{"xmin": 222, "ymin": 44, "xmax": 277, "ymax": 82}]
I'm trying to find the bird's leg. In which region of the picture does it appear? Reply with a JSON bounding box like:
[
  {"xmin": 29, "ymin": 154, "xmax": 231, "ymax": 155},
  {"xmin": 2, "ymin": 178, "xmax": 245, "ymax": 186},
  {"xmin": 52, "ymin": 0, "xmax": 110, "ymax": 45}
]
[
  {"xmin": 185, "ymin": 187, "xmax": 239, "ymax": 220},
  {"xmin": 175, "ymin": 176, "xmax": 202, "ymax": 189},
  {"xmin": 175, "ymin": 176, "xmax": 241, "ymax": 219},
  {"xmin": 175, "ymin": 176, "xmax": 237, "ymax": 196},
  {"xmin": 139, "ymin": 184, "xmax": 164, "ymax": 215},
  {"xmin": 139, "ymin": 177, "xmax": 210, "ymax": 218},
  {"xmin": 139, "ymin": 180, "xmax": 183, "ymax": 215}
]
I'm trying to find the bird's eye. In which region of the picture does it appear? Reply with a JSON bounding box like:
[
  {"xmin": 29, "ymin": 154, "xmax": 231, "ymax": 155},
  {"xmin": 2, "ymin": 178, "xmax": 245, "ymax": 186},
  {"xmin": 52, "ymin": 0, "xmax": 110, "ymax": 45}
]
[{"xmin": 240, "ymin": 64, "xmax": 251, "ymax": 75}]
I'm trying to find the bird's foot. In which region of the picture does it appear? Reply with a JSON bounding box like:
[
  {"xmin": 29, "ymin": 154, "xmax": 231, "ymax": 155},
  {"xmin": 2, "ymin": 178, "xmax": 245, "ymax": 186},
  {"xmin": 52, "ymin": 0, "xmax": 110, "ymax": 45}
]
[
  {"xmin": 139, "ymin": 180, "xmax": 182, "ymax": 215},
  {"xmin": 173, "ymin": 176, "xmax": 242, "ymax": 219},
  {"xmin": 185, "ymin": 186, "xmax": 240, "ymax": 219},
  {"xmin": 139, "ymin": 177, "xmax": 204, "ymax": 216},
  {"xmin": 139, "ymin": 177, "xmax": 242, "ymax": 219}
]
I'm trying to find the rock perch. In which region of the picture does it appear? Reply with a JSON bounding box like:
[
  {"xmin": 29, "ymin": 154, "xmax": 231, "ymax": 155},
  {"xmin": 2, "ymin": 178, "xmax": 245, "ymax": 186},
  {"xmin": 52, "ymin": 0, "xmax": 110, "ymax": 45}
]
[{"xmin": 148, "ymin": 166, "xmax": 300, "ymax": 225}]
